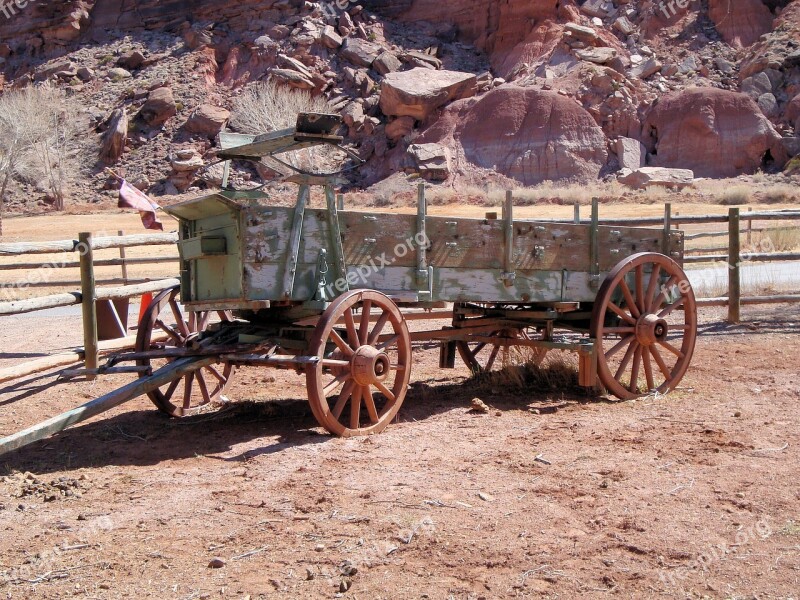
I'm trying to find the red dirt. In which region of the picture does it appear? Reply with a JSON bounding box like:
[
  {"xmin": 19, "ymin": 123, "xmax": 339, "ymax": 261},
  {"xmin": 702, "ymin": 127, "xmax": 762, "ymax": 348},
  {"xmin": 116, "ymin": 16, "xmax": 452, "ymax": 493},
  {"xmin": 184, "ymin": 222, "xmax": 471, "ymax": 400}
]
[{"xmin": 1, "ymin": 305, "xmax": 799, "ymax": 598}]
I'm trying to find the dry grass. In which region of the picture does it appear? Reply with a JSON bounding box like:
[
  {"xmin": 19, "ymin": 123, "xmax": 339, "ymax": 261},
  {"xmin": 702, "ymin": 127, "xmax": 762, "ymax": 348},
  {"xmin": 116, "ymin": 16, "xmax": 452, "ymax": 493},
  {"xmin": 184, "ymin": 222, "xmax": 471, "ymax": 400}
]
[
  {"xmin": 750, "ymin": 226, "xmax": 800, "ymax": 252},
  {"xmin": 477, "ymin": 351, "xmax": 580, "ymax": 392},
  {"xmin": 718, "ymin": 185, "xmax": 752, "ymax": 206}
]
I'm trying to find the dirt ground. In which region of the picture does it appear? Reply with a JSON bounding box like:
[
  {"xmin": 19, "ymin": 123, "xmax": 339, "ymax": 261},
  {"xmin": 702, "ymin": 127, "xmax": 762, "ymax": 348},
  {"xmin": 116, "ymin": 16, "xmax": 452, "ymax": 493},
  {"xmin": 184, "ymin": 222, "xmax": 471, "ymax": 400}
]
[{"xmin": 0, "ymin": 303, "xmax": 799, "ymax": 599}]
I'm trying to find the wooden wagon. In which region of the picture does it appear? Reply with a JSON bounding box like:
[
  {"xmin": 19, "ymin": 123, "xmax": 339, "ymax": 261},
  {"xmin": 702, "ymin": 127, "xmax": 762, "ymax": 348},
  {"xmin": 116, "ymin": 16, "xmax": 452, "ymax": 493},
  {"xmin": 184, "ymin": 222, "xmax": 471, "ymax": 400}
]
[{"xmin": 0, "ymin": 114, "xmax": 698, "ymax": 453}]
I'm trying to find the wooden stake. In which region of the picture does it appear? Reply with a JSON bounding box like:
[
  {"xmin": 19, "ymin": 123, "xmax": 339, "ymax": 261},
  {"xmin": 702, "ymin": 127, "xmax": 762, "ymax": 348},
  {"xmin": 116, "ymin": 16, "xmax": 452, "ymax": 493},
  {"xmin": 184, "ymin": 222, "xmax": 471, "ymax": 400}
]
[
  {"xmin": 728, "ymin": 207, "xmax": 741, "ymax": 324},
  {"xmin": 79, "ymin": 233, "xmax": 98, "ymax": 378}
]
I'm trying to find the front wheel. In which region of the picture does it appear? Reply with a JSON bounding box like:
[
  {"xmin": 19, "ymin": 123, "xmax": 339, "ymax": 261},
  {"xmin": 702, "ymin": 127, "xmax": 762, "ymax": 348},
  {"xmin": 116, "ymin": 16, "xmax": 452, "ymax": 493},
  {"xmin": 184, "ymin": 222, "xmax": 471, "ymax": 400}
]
[
  {"xmin": 591, "ymin": 253, "xmax": 697, "ymax": 399},
  {"xmin": 305, "ymin": 290, "xmax": 412, "ymax": 437}
]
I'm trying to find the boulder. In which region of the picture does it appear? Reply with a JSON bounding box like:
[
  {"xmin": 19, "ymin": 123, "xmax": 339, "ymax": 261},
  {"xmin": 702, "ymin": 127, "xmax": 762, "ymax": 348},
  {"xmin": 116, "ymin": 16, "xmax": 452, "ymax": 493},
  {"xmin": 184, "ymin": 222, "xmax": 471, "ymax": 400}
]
[
  {"xmin": 420, "ymin": 86, "xmax": 608, "ymax": 185},
  {"xmin": 270, "ymin": 68, "xmax": 315, "ymax": 90},
  {"xmin": 139, "ymin": 87, "xmax": 177, "ymax": 127},
  {"xmin": 574, "ymin": 47, "xmax": 617, "ymax": 65},
  {"xmin": 339, "ymin": 38, "xmax": 382, "ymax": 68},
  {"xmin": 787, "ymin": 94, "xmax": 800, "ymax": 130},
  {"xmin": 642, "ymin": 88, "xmax": 788, "ymax": 177},
  {"xmin": 408, "ymin": 143, "xmax": 451, "ymax": 181},
  {"xmin": 320, "ymin": 26, "xmax": 343, "ymax": 49},
  {"xmin": 631, "ymin": 57, "xmax": 662, "ymax": 80},
  {"xmin": 564, "ymin": 23, "xmax": 601, "ymax": 45},
  {"xmin": 373, "ymin": 51, "xmax": 402, "ymax": 75},
  {"xmin": 708, "ymin": 0, "xmax": 773, "ymax": 48},
  {"xmin": 740, "ymin": 72, "xmax": 773, "ymax": 99},
  {"xmin": 618, "ymin": 167, "xmax": 694, "ymax": 190},
  {"xmin": 100, "ymin": 108, "xmax": 128, "ymax": 165},
  {"xmin": 386, "ymin": 115, "xmax": 416, "ymax": 141},
  {"xmin": 757, "ymin": 93, "xmax": 779, "ymax": 119},
  {"xmin": 615, "ymin": 137, "xmax": 646, "ymax": 170},
  {"xmin": 380, "ymin": 68, "xmax": 477, "ymax": 120},
  {"xmin": 184, "ymin": 104, "xmax": 230, "ymax": 137}
]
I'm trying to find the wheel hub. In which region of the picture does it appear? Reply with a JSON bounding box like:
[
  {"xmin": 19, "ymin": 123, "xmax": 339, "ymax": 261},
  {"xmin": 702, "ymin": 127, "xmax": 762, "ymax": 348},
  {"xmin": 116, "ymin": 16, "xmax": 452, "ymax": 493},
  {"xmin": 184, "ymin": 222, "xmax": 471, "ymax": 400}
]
[
  {"xmin": 635, "ymin": 313, "xmax": 669, "ymax": 346},
  {"xmin": 351, "ymin": 345, "xmax": 391, "ymax": 386}
]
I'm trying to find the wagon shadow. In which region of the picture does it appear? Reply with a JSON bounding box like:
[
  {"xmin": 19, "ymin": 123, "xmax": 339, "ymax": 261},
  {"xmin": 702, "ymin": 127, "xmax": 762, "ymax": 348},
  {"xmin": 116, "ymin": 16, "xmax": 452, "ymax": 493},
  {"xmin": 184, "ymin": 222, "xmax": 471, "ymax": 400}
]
[{"xmin": 1, "ymin": 374, "xmax": 599, "ymax": 475}]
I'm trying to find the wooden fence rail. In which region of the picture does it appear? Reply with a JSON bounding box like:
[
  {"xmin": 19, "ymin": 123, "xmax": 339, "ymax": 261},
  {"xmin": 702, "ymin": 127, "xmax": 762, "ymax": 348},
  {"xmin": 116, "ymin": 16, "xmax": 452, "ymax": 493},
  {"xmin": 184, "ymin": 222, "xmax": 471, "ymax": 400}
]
[{"xmin": 0, "ymin": 202, "xmax": 798, "ymax": 385}]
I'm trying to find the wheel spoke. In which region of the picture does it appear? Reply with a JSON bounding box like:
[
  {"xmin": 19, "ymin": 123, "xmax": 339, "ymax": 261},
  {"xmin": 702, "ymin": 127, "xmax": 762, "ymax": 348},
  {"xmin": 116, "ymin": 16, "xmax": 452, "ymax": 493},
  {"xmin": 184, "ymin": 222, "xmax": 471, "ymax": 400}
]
[
  {"xmin": 651, "ymin": 275, "xmax": 679, "ymax": 310},
  {"xmin": 163, "ymin": 377, "xmax": 181, "ymax": 402},
  {"xmin": 645, "ymin": 264, "xmax": 662, "ymax": 312},
  {"xmin": 658, "ymin": 339, "xmax": 685, "ymax": 359},
  {"xmin": 196, "ymin": 370, "xmax": 212, "ymax": 404},
  {"xmin": 377, "ymin": 335, "xmax": 399, "ymax": 351},
  {"xmin": 604, "ymin": 326, "xmax": 636, "ymax": 335},
  {"xmin": 344, "ymin": 308, "xmax": 359, "ymax": 348},
  {"xmin": 156, "ymin": 319, "xmax": 183, "ymax": 343},
  {"xmin": 619, "ymin": 279, "xmax": 641, "ymax": 318},
  {"xmin": 629, "ymin": 345, "xmax": 643, "ymax": 393},
  {"xmin": 329, "ymin": 330, "xmax": 355, "ymax": 358},
  {"xmin": 614, "ymin": 340, "xmax": 639, "ymax": 380},
  {"xmin": 485, "ymin": 345, "xmax": 501, "ymax": 371},
  {"xmin": 635, "ymin": 265, "xmax": 645, "ymax": 313},
  {"xmin": 350, "ymin": 385, "xmax": 363, "ymax": 429},
  {"xmin": 358, "ymin": 300, "xmax": 372, "ymax": 346},
  {"xmin": 169, "ymin": 299, "xmax": 190, "ymax": 337},
  {"xmin": 374, "ymin": 380, "xmax": 396, "ymax": 403},
  {"xmin": 658, "ymin": 297, "xmax": 685, "ymax": 319},
  {"xmin": 650, "ymin": 345, "xmax": 672, "ymax": 379},
  {"xmin": 323, "ymin": 371, "xmax": 350, "ymax": 396},
  {"xmin": 182, "ymin": 373, "xmax": 194, "ymax": 409},
  {"xmin": 608, "ymin": 302, "xmax": 636, "ymax": 325},
  {"xmin": 322, "ymin": 359, "xmax": 351, "ymax": 369},
  {"xmin": 198, "ymin": 311, "xmax": 211, "ymax": 332},
  {"xmin": 205, "ymin": 365, "xmax": 228, "ymax": 384},
  {"xmin": 642, "ymin": 347, "xmax": 656, "ymax": 391},
  {"xmin": 332, "ymin": 380, "xmax": 356, "ymax": 420},
  {"xmin": 605, "ymin": 334, "xmax": 635, "ymax": 359},
  {"xmin": 363, "ymin": 389, "xmax": 380, "ymax": 424},
  {"xmin": 367, "ymin": 311, "xmax": 390, "ymax": 346}
]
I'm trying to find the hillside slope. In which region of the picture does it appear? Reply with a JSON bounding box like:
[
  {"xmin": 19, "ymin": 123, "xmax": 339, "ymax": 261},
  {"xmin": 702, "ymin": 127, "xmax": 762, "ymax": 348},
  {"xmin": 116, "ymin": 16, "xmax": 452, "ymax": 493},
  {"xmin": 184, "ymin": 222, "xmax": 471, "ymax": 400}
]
[{"xmin": 0, "ymin": 0, "xmax": 798, "ymax": 209}]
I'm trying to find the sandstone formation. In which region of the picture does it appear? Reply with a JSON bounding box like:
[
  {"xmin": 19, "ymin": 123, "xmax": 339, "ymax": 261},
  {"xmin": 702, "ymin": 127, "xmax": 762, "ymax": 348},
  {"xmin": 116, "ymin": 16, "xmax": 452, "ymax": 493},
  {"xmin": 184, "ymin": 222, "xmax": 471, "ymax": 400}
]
[
  {"xmin": 708, "ymin": 0, "xmax": 774, "ymax": 48},
  {"xmin": 379, "ymin": 69, "xmax": 477, "ymax": 121},
  {"xmin": 642, "ymin": 88, "xmax": 788, "ymax": 177},
  {"xmin": 184, "ymin": 105, "xmax": 231, "ymax": 138},
  {"xmin": 423, "ymin": 87, "xmax": 608, "ymax": 185},
  {"xmin": 139, "ymin": 87, "xmax": 177, "ymax": 128}
]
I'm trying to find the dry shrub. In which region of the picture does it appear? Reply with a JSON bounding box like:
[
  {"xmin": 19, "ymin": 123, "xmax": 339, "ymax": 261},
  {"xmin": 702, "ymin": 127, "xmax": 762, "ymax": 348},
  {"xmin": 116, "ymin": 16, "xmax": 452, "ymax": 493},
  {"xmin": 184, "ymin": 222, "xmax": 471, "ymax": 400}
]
[
  {"xmin": 230, "ymin": 81, "xmax": 335, "ymax": 175},
  {"xmin": 718, "ymin": 185, "xmax": 752, "ymax": 205},
  {"xmin": 0, "ymin": 84, "xmax": 83, "ymax": 234}
]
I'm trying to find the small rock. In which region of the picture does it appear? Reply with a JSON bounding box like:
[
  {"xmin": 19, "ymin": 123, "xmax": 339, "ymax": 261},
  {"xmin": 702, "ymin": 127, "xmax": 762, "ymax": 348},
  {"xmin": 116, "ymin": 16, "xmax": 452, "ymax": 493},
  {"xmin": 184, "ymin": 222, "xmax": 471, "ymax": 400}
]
[
  {"xmin": 306, "ymin": 567, "xmax": 315, "ymax": 580},
  {"xmin": 339, "ymin": 579, "xmax": 352, "ymax": 592},
  {"xmin": 320, "ymin": 26, "xmax": 343, "ymax": 49},
  {"xmin": 184, "ymin": 104, "xmax": 231, "ymax": 137},
  {"xmin": 314, "ymin": 543, "xmax": 325, "ymax": 552},
  {"xmin": 108, "ymin": 67, "xmax": 132, "ymax": 80},
  {"xmin": 208, "ymin": 557, "xmax": 226, "ymax": 569},
  {"xmin": 469, "ymin": 398, "xmax": 490, "ymax": 414},
  {"xmin": 734, "ymin": 411, "xmax": 742, "ymax": 417},
  {"xmin": 478, "ymin": 492, "xmax": 495, "ymax": 502}
]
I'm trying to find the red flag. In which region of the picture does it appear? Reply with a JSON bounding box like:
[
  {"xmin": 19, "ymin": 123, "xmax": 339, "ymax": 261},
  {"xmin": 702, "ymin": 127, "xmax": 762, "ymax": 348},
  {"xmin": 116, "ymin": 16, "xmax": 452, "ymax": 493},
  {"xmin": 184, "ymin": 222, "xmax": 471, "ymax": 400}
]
[{"xmin": 118, "ymin": 180, "xmax": 164, "ymax": 231}]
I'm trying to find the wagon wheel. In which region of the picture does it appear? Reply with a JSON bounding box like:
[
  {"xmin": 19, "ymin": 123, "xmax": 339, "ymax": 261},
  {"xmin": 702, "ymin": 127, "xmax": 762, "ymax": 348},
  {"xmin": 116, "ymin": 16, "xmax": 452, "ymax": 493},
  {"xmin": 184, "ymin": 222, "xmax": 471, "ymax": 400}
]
[
  {"xmin": 591, "ymin": 253, "xmax": 697, "ymax": 400},
  {"xmin": 135, "ymin": 286, "xmax": 235, "ymax": 417},
  {"xmin": 306, "ymin": 290, "xmax": 412, "ymax": 437},
  {"xmin": 456, "ymin": 328, "xmax": 542, "ymax": 374}
]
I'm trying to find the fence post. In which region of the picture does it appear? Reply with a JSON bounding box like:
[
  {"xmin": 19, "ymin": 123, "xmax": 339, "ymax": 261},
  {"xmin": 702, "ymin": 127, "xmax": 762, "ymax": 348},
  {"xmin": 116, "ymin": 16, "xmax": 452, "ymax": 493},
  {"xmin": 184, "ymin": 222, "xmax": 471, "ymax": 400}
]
[
  {"xmin": 79, "ymin": 232, "xmax": 99, "ymax": 378},
  {"xmin": 663, "ymin": 202, "xmax": 672, "ymax": 255},
  {"xmin": 728, "ymin": 208, "xmax": 741, "ymax": 324},
  {"xmin": 573, "ymin": 202, "xmax": 580, "ymax": 224},
  {"xmin": 746, "ymin": 206, "xmax": 753, "ymax": 246},
  {"xmin": 118, "ymin": 230, "xmax": 128, "ymax": 284},
  {"xmin": 337, "ymin": 194, "xmax": 344, "ymax": 212}
]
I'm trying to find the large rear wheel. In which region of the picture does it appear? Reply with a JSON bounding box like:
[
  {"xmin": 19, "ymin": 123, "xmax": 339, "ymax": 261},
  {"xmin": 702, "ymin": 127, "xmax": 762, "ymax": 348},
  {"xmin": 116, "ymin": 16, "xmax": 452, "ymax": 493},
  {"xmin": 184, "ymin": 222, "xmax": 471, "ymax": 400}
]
[{"xmin": 591, "ymin": 253, "xmax": 697, "ymax": 399}]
